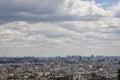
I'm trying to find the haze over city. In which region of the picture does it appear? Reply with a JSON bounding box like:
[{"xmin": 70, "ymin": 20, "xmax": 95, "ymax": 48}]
[{"xmin": 0, "ymin": 0, "xmax": 120, "ymax": 57}]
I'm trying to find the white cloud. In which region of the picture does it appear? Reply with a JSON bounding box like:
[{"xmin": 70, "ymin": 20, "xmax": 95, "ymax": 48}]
[
  {"xmin": 0, "ymin": 18, "xmax": 120, "ymax": 46},
  {"xmin": 60, "ymin": 0, "xmax": 108, "ymax": 16},
  {"xmin": 108, "ymin": 2, "xmax": 120, "ymax": 17},
  {"xmin": 0, "ymin": 0, "xmax": 120, "ymax": 56}
]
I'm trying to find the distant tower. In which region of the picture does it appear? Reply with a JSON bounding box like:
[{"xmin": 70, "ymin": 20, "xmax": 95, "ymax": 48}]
[
  {"xmin": 91, "ymin": 55, "xmax": 95, "ymax": 61},
  {"xmin": 91, "ymin": 55, "xmax": 94, "ymax": 58}
]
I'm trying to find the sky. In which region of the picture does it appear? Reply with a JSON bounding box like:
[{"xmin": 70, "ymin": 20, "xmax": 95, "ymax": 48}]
[{"xmin": 0, "ymin": 0, "xmax": 120, "ymax": 57}]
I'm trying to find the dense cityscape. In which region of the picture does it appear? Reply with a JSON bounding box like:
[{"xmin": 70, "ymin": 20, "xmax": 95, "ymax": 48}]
[
  {"xmin": 0, "ymin": 55, "xmax": 120, "ymax": 80},
  {"xmin": 0, "ymin": 0, "xmax": 120, "ymax": 80}
]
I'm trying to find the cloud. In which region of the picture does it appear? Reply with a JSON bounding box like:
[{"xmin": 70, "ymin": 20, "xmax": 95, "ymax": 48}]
[
  {"xmin": 0, "ymin": 20, "xmax": 120, "ymax": 56},
  {"xmin": 110, "ymin": 2, "xmax": 120, "ymax": 17},
  {"xmin": 0, "ymin": 18, "xmax": 120, "ymax": 46},
  {"xmin": 0, "ymin": 0, "xmax": 62, "ymax": 14},
  {"xmin": 0, "ymin": 19, "xmax": 120, "ymax": 56},
  {"xmin": 0, "ymin": 0, "xmax": 119, "ymax": 23},
  {"xmin": 0, "ymin": 0, "xmax": 120, "ymax": 56},
  {"xmin": 60, "ymin": 0, "xmax": 108, "ymax": 16}
]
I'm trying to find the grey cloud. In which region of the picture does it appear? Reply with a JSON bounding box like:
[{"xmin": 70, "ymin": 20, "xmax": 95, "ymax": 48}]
[
  {"xmin": 0, "ymin": 0, "xmax": 117, "ymax": 23},
  {"xmin": 0, "ymin": 0, "xmax": 62, "ymax": 14},
  {"xmin": 0, "ymin": 13, "xmax": 102, "ymax": 24},
  {"xmin": 0, "ymin": 0, "xmax": 64, "ymax": 23}
]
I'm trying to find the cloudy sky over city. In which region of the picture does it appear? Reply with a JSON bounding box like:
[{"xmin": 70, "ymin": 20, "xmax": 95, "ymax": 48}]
[{"xmin": 0, "ymin": 0, "xmax": 120, "ymax": 57}]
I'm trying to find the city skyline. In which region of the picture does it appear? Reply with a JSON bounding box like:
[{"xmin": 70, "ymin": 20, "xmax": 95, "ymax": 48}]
[{"xmin": 0, "ymin": 0, "xmax": 120, "ymax": 57}]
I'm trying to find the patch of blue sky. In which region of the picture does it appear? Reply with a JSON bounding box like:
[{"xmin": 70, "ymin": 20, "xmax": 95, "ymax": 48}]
[{"xmin": 95, "ymin": 0, "xmax": 119, "ymax": 8}]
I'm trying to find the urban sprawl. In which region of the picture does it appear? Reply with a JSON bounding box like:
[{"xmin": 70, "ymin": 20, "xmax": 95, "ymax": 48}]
[{"xmin": 0, "ymin": 55, "xmax": 120, "ymax": 80}]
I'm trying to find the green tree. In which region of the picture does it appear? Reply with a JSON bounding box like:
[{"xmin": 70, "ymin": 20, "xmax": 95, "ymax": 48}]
[{"xmin": 117, "ymin": 69, "xmax": 120, "ymax": 80}]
